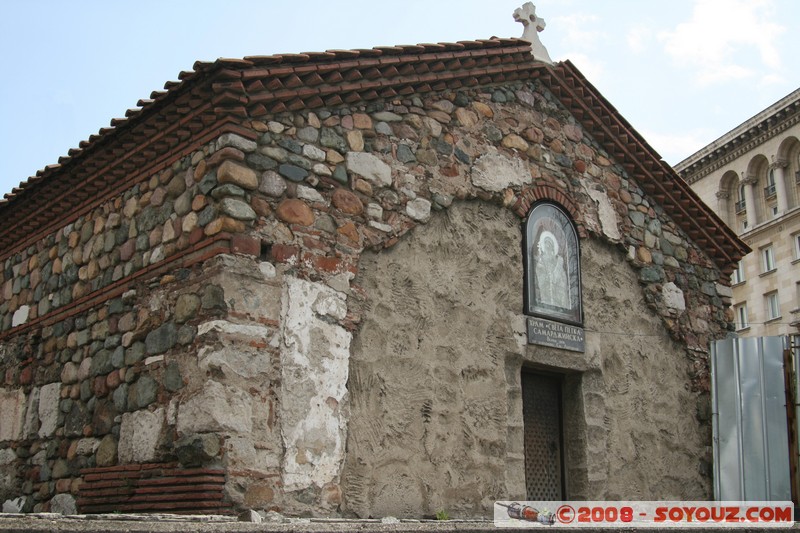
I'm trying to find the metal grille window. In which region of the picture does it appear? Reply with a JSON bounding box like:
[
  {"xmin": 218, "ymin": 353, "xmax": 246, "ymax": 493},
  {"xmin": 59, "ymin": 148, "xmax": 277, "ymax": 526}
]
[{"xmin": 522, "ymin": 372, "xmax": 564, "ymax": 501}]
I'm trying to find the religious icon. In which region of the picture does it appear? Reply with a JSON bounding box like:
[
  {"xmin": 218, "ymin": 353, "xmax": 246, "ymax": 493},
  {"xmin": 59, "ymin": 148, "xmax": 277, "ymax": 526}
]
[
  {"xmin": 525, "ymin": 203, "xmax": 582, "ymax": 325},
  {"xmin": 534, "ymin": 230, "xmax": 569, "ymax": 309}
]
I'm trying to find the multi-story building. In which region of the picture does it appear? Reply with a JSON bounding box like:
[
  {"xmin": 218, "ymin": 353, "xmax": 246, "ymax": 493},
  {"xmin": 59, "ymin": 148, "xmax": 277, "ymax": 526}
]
[{"xmin": 676, "ymin": 88, "xmax": 800, "ymax": 337}]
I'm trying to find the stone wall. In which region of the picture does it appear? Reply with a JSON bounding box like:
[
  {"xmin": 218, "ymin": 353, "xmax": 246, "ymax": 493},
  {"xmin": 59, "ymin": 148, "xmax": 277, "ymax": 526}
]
[{"xmin": 0, "ymin": 77, "xmax": 733, "ymax": 516}]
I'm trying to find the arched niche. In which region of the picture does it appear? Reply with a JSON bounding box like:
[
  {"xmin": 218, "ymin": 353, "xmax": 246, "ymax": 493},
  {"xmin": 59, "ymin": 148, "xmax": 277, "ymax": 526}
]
[{"xmin": 523, "ymin": 202, "xmax": 582, "ymax": 325}]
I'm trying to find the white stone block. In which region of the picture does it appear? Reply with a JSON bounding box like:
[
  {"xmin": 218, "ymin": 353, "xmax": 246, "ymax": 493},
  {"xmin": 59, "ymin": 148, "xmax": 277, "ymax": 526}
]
[
  {"xmin": 22, "ymin": 388, "xmax": 40, "ymax": 439},
  {"xmin": 37, "ymin": 383, "xmax": 61, "ymax": 438},
  {"xmin": 406, "ymin": 198, "xmax": 432, "ymax": 223},
  {"xmin": 118, "ymin": 408, "xmax": 164, "ymax": 464},
  {"xmin": 11, "ymin": 306, "xmax": 29, "ymax": 328},
  {"xmin": 49, "ymin": 493, "xmax": 77, "ymax": 515},
  {"xmin": 197, "ymin": 345, "xmax": 271, "ymax": 379},
  {"xmin": 662, "ymin": 282, "xmax": 686, "ymax": 312},
  {"xmin": 3, "ymin": 497, "xmax": 25, "ymax": 513},
  {"xmin": 346, "ymin": 152, "xmax": 392, "ymax": 187},
  {"xmin": 297, "ymin": 185, "xmax": 325, "ymax": 204},
  {"xmin": 177, "ymin": 381, "xmax": 252, "ymax": 434},
  {"xmin": 302, "ymin": 144, "xmax": 326, "ymax": 162}
]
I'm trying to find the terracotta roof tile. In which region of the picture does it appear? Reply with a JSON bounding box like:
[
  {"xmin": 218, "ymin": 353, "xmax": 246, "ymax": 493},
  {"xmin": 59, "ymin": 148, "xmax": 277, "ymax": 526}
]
[{"xmin": 0, "ymin": 37, "xmax": 746, "ymax": 273}]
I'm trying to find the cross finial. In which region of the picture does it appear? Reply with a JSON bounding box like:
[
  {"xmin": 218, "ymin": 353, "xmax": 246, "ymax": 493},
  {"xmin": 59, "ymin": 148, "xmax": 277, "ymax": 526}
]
[{"xmin": 513, "ymin": 2, "xmax": 553, "ymax": 64}]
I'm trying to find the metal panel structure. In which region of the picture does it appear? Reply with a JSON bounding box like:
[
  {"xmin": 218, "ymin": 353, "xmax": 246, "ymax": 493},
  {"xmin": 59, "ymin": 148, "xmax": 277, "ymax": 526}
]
[
  {"xmin": 791, "ymin": 336, "xmax": 800, "ymax": 505},
  {"xmin": 522, "ymin": 372, "xmax": 564, "ymax": 500},
  {"xmin": 711, "ymin": 336, "xmax": 792, "ymax": 501}
]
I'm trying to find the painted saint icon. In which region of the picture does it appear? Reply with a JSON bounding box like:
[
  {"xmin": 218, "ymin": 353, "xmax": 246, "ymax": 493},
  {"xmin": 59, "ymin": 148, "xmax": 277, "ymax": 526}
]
[
  {"xmin": 534, "ymin": 230, "xmax": 569, "ymax": 309},
  {"xmin": 525, "ymin": 202, "xmax": 582, "ymax": 325}
]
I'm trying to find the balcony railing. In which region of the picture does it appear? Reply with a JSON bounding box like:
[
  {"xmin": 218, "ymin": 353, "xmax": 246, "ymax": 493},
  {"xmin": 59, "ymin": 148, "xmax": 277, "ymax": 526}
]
[
  {"xmin": 764, "ymin": 183, "xmax": 776, "ymax": 198},
  {"xmin": 735, "ymin": 199, "xmax": 746, "ymax": 213}
]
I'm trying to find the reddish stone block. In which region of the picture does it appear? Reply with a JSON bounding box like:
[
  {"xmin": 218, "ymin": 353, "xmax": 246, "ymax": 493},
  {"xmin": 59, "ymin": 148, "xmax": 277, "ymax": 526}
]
[
  {"xmin": 119, "ymin": 239, "xmax": 135, "ymax": 262},
  {"xmin": 206, "ymin": 146, "xmax": 245, "ymax": 168},
  {"xmin": 304, "ymin": 253, "xmax": 342, "ymax": 273},
  {"xmin": 56, "ymin": 478, "xmax": 72, "ymax": 493},
  {"xmin": 302, "ymin": 236, "xmax": 329, "ymax": 253},
  {"xmin": 106, "ymin": 370, "xmax": 121, "ymax": 389},
  {"xmin": 189, "ymin": 228, "xmax": 204, "ymax": 245},
  {"xmin": 251, "ymin": 197, "xmax": 271, "ymax": 217},
  {"xmin": 337, "ymin": 222, "xmax": 360, "ymax": 244},
  {"xmin": 573, "ymin": 160, "xmax": 586, "ymax": 173},
  {"xmin": 231, "ymin": 235, "xmax": 260, "ymax": 257},
  {"xmin": 440, "ymin": 164, "xmax": 459, "ymax": 177},
  {"xmin": 93, "ymin": 376, "xmax": 109, "ymax": 398},
  {"xmin": 331, "ymin": 188, "xmax": 363, "ymax": 215},
  {"xmin": 18, "ymin": 366, "xmax": 32, "ymax": 385},
  {"xmin": 271, "ymin": 244, "xmax": 299, "ymax": 264},
  {"xmin": 275, "ymin": 199, "xmax": 314, "ymax": 226}
]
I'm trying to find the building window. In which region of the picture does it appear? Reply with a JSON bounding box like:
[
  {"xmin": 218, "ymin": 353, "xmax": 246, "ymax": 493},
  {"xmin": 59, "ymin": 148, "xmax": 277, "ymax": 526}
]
[
  {"xmin": 734, "ymin": 303, "xmax": 748, "ymax": 330},
  {"xmin": 795, "ymin": 282, "xmax": 800, "ymax": 311},
  {"xmin": 765, "ymin": 291, "xmax": 780, "ymax": 321},
  {"xmin": 771, "ymin": 205, "xmax": 779, "ymax": 218},
  {"xmin": 764, "ymin": 169, "xmax": 777, "ymax": 199},
  {"xmin": 735, "ymin": 184, "xmax": 747, "ymax": 213},
  {"xmin": 762, "ymin": 245, "xmax": 775, "ymax": 273},
  {"xmin": 794, "ymin": 234, "xmax": 800, "ymax": 260},
  {"xmin": 731, "ymin": 261, "xmax": 745, "ymax": 285}
]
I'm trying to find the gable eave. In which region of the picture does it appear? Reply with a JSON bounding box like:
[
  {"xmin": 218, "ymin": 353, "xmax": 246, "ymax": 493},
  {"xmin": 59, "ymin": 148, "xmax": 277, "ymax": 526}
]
[{"xmin": 535, "ymin": 60, "xmax": 750, "ymax": 274}]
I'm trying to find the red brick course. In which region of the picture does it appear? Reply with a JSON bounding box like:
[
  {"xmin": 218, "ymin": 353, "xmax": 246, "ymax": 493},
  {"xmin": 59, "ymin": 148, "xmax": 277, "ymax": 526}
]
[{"xmin": 78, "ymin": 463, "xmax": 231, "ymax": 515}]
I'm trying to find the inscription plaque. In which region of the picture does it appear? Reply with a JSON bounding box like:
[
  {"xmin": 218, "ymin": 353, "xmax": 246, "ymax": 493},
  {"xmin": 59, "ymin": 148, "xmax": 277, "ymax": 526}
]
[{"xmin": 527, "ymin": 316, "xmax": 585, "ymax": 353}]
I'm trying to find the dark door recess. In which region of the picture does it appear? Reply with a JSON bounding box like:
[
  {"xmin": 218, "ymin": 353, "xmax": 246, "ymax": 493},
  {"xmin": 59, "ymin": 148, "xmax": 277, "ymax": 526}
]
[{"xmin": 522, "ymin": 371, "xmax": 565, "ymax": 500}]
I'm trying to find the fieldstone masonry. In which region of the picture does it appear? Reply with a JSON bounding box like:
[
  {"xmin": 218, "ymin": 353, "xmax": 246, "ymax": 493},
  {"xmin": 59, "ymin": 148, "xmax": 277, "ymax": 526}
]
[{"xmin": 0, "ymin": 41, "xmax": 742, "ymax": 519}]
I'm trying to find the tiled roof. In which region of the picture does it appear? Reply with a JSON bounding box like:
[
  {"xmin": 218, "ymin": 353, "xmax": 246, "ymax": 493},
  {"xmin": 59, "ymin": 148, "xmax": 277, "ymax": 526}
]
[
  {"xmin": 535, "ymin": 61, "xmax": 749, "ymax": 270},
  {"xmin": 0, "ymin": 37, "xmax": 747, "ymax": 271}
]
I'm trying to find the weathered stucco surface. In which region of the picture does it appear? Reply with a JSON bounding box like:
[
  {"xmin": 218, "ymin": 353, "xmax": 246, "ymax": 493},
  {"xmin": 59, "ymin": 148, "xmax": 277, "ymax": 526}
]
[{"xmin": 343, "ymin": 201, "xmax": 708, "ymax": 518}]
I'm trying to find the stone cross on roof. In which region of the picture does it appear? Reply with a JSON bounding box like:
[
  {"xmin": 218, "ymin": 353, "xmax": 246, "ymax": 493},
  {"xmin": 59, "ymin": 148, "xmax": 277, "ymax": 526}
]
[{"xmin": 513, "ymin": 2, "xmax": 553, "ymax": 64}]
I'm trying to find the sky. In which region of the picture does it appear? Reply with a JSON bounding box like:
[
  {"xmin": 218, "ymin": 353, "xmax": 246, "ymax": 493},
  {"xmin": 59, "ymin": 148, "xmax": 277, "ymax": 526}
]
[{"xmin": 1, "ymin": 0, "xmax": 799, "ymax": 199}]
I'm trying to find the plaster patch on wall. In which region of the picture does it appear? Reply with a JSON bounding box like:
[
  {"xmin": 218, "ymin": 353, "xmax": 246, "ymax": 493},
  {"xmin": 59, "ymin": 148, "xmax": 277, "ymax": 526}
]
[
  {"xmin": 280, "ymin": 276, "xmax": 351, "ymax": 492},
  {"xmin": 0, "ymin": 389, "xmax": 26, "ymax": 441},
  {"xmin": 586, "ymin": 188, "xmax": 621, "ymax": 241},
  {"xmin": 470, "ymin": 150, "xmax": 531, "ymax": 192}
]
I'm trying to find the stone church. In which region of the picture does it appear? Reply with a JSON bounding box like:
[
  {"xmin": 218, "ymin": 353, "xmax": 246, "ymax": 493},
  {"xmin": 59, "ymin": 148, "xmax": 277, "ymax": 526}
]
[{"xmin": 0, "ymin": 6, "xmax": 746, "ymax": 518}]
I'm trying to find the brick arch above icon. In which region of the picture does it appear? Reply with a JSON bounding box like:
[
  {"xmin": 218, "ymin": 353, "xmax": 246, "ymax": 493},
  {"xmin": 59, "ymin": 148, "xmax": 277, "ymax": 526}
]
[{"xmin": 513, "ymin": 184, "xmax": 588, "ymax": 239}]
